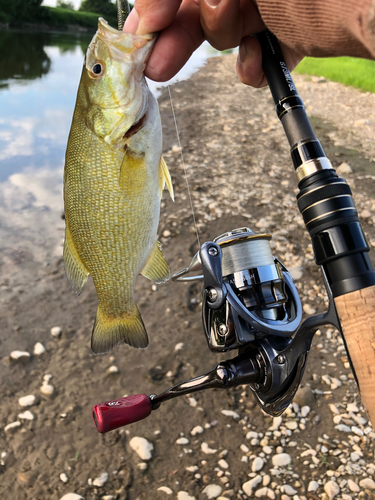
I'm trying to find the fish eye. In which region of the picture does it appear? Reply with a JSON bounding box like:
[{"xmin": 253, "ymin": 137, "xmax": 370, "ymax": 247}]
[
  {"xmin": 92, "ymin": 63, "xmax": 102, "ymax": 74},
  {"xmin": 88, "ymin": 61, "xmax": 105, "ymax": 79}
]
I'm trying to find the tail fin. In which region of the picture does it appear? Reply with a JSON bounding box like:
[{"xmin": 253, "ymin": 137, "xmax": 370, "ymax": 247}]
[{"xmin": 91, "ymin": 304, "xmax": 148, "ymax": 354}]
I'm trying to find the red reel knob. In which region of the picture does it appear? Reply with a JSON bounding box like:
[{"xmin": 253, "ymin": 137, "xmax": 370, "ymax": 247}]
[{"xmin": 92, "ymin": 394, "xmax": 152, "ymax": 433}]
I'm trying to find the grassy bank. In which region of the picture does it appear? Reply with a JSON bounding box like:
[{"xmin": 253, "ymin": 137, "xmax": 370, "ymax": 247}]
[
  {"xmin": 1, "ymin": 6, "xmax": 116, "ymax": 30},
  {"xmin": 295, "ymin": 56, "xmax": 375, "ymax": 93}
]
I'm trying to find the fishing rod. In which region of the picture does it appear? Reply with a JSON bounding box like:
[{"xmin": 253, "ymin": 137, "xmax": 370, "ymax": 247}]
[{"xmin": 92, "ymin": 31, "xmax": 375, "ymax": 432}]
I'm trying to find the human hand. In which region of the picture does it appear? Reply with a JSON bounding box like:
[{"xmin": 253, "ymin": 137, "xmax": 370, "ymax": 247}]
[{"xmin": 123, "ymin": 0, "xmax": 303, "ymax": 88}]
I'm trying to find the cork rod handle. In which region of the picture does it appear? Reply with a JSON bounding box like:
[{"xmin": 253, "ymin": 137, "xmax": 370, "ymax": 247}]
[{"xmin": 334, "ymin": 285, "xmax": 375, "ymax": 425}]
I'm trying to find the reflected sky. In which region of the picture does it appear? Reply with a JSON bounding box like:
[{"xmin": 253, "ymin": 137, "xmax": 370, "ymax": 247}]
[{"xmin": 0, "ymin": 30, "xmax": 230, "ymax": 282}]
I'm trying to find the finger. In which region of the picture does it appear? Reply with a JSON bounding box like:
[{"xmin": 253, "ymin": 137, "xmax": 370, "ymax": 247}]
[
  {"xmin": 145, "ymin": 1, "xmax": 204, "ymax": 81},
  {"xmin": 200, "ymin": 0, "xmax": 264, "ymax": 50},
  {"xmin": 236, "ymin": 35, "xmax": 267, "ymax": 87},
  {"xmin": 123, "ymin": 8, "xmax": 139, "ymax": 34},
  {"xmin": 128, "ymin": 0, "xmax": 183, "ymax": 35}
]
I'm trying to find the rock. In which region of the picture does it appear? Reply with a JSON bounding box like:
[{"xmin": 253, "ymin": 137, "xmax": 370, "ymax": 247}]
[
  {"xmin": 17, "ymin": 470, "xmax": 38, "ymax": 486},
  {"xmin": 201, "ymin": 443, "xmax": 217, "ymax": 454},
  {"xmin": 176, "ymin": 437, "xmax": 189, "ymax": 445},
  {"xmin": 18, "ymin": 394, "xmax": 36, "ymax": 407},
  {"xmin": 242, "ymin": 475, "xmax": 262, "ymax": 496},
  {"xmin": 300, "ymin": 406, "xmax": 310, "ymax": 417},
  {"xmin": 137, "ymin": 462, "xmax": 147, "ymax": 470},
  {"xmin": 324, "ymin": 481, "xmax": 340, "ymax": 499},
  {"xmin": 283, "ymin": 485, "xmax": 297, "ymax": 495},
  {"xmin": 18, "ymin": 411, "xmax": 34, "ymax": 420},
  {"xmin": 255, "ymin": 487, "xmax": 275, "ymax": 499},
  {"xmin": 60, "ymin": 473, "xmax": 68, "ymax": 483},
  {"xmin": 361, "ymin": 209, "xmax": 372, "ymax": 219},
  {"xmin": 351, "ymin": 426, "xmax": 364, "ymax": 436},
  {"xmin": 107, "ymin": 365, "xmax": 119, "ymax": 374},
  {"xmin": 51, "ymin": 326, "xmax": 62, "ymax": 338},
  {"xmin": 163, "ymin": 230, "xmax": 171, "ymax": 237},
  {"xmin": 288, "ymin": 266, "xmax": 303, "ymax": 280},
  {"xmin": 202, "ymin": 485, "xmax": 223, "ymax": 499},
  {"xmin": 268, "ymin": 416, "xmax": 282, "ymax": 431},
  {"xmin": 285, "ymin": 421, "xmax": 298, "ymax": 430},
  {"xmin": 221, "ymin": 410, "xmax": 240, "ymax": 419},
  {"xmin": 293, "ymin": 386, "xmax": 315, "ymax": 407},
  {"xmin": 10, "ymin": 350, "xmax": 31, "ymax": 363},
  {"xmin": 359, "ymin": 478, "xmax": 375, "ymax": 489},
  {"xmin": 177, "ymin": 492, "xmax": 195, "ymax": 500},
  {"xmin": 303, "ymin": 304, "xmax": 316, "ymax": 315},
  {"xmin": 174, "ymin": 342, "xmax": 184, "ymax": 352},
  {"xmin": 191, "ymin": 426, "xmax": 204, "ymax": 436},
  {"xmin": 158, "ymin": 486, "xmax": 173, "ymax": 495},
  {"xmin": 40, "ymin": 384, "xmax": 55, "ymax": 396},
  {"xmin": 251, "ymin": 457, "xmax": 264, "ymax": 472},
  {"xmin": 218, "ymin": 459, "xmax": 229, "ymax": 469},
  {"xmin": 60, "ymin": 495, "xmax": 84, "ymax": 500},
  {"xmin": 93, "ymin": 472, "xmax": 108, "ymax": 487},
  {"xmin": 336, "ymin": 162, "xmax": 352, "ymax": 175},
  {"xmin": 4, "ymin": 421, "xmax": 21, "ymax": 433},
  {"xmin": 129, "ymin": 437, "xmax": 153, "ymax": 460},
  {"xmin": 335, "ymin": 424, "xmax": 351, "ymax": 433},
  {"xmin": 33, "ymin": 342, "xmax": 46, "ymax": 355},
  {"xmin": 308, "ymin": 481, "xmax": 319, "ymax": 492},
  {"xmin": 272, "ymin": 453, "xmax": 291, "ymax": 467},
  {"xmin": 347, "ymin": 479, "xmax": 360, "ymax": 492}
]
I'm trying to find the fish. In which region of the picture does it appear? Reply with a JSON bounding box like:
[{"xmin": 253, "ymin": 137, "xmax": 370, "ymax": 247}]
[{"xmin": 63, "ymin": 18, "xmax": 174, "ymax": 354}]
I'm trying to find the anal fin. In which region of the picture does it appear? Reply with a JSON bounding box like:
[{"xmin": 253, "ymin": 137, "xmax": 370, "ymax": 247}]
[
  {"xmin": 140, "ymin": 241, "xmax": 170, "ymax": 284},
  {"xmin": 63, "ymin": 225, "xmax": 89, "ymax": 295}
]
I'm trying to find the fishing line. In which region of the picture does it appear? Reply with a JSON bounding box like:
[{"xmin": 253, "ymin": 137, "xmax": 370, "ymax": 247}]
[{"xmin": 168, "ymin": 85, "xmax": 201, "ymax": 248}]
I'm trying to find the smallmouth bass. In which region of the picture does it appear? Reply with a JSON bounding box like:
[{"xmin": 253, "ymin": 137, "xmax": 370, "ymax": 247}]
[{"xmin": 63, "ymin": 18, "xmax": 173, "ymax": 354}]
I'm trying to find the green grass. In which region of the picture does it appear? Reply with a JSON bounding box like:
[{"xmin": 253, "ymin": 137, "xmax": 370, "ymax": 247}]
[{"xmin": 294, "ymin": 56, "xmax": 375, "ymax": 93}]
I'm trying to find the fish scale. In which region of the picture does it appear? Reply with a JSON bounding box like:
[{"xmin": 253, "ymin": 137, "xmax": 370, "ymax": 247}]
[{"xmin": 63, "ymin": 18, "xmax": 173, "ymax": 354}]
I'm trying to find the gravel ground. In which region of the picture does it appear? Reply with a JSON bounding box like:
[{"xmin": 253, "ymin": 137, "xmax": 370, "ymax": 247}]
[{"xmin": 1, "ymin": 53, "xmax": 375, "ymax": 500}]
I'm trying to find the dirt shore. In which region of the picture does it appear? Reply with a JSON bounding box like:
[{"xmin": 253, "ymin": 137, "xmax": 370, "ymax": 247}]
[{"xmin": 1, "ymin": 53, "xmax": 375, "ymax": 500}]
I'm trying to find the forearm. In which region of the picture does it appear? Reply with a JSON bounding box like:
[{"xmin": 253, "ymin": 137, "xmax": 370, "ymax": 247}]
[{"xmin": 257, "ymin": 0, "xmax": 375, "ymax": 59}]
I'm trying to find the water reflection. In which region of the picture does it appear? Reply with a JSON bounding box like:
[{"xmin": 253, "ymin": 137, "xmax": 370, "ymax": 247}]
[{"xmin": 0, "ymin": 28, "xmax": 231, "ymax": 284}]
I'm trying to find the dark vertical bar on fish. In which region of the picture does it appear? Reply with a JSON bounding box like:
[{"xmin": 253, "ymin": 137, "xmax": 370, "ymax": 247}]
[{"xmin": 117, "ymin": 0, "xmax": 130, "ymax": 31}]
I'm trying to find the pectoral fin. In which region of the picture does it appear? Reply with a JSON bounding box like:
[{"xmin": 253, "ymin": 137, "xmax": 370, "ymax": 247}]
[
  {"xmin": 159, "ymin": 156, "xmax": 174, "ymax": 201},
  {"xmin": 63, "ymin": 225, "xmax": 89, "ymax": 295},
  {"xmin": 140, "ymin": 241, "xmax": 170, "ymax": 284}
]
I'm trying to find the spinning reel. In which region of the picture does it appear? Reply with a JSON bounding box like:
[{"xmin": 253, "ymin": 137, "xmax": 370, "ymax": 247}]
[{"xmin": 92, "ymin": 227, "xmax": 339, "ymax": 433}]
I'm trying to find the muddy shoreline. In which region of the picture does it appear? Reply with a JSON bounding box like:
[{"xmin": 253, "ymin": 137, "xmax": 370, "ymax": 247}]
[{"xmin": 1, "ymin": 54, "xmax": 375, "ymax": 499}]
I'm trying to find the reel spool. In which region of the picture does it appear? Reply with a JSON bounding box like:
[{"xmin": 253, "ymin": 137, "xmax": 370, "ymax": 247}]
[{"xmin": 173, "ymin": 227, "xmax": 302, "ymax": 352}]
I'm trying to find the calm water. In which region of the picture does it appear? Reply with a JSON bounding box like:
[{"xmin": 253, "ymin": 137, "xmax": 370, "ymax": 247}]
[{"xmin": 0, "ymin": 29, "xmax": 228, "ymax": 282}]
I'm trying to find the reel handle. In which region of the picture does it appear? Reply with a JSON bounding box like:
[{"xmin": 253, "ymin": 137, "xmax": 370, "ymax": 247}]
[{"xmin": 92, "ymin": 394, "xmax": 152, "ymax": 433}]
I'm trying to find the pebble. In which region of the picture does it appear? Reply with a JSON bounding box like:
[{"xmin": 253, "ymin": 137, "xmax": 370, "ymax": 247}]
[
  {"xmin": 157, "ymin": 486, "xmax": 173, "ymax": 495},
  {"xmin": 308, "ymin": 481, "xmax": 319, "ymax": 492},
  {"xmin": 177, "ymin": 492, "xmax": 195, "ymax": 500},
  {"xmin": 60, "ymin": 473, "xmax": 68, "ymax": 483},
  {"xmin": 360, "ymin": 209, "xmax": 371, "ymax": 219},
  {"xmin": 186, "ymin": 466, "xmax": 199, "ymax": 472},
  {"xmin": 202, "ymin": 485, "xmax": 223, "ymax": 499},
  {"xmin": 10, "ymin": 350, "xmax": 31, "ymax": 362},
  {"xmin": 254, "ymin": 487, "xmax": 275, "ymax": 499},
  {"xmin": 174, "ymin": 342, "xmax": 184, "ymax": 351},
  {"xmin": 176, "ymin": 437, "xmax": 189, "ymax": 445},
  {"xmin": 51, "ymin": 326, "xmax": 62, "ymax": 338},
  {"xmin": 33, "ymin": 342, "xmax": 46, "ymax": 355},
  {"xmin": 268, "ymin": 417, "xmax": 282, "ymax": 431},
  {"xmin": 201, "ymin": 443, "xmax": 217, "ymax": 454},
  {"xmin": 218, "ymin": 459, "xmax": 229, "ymax": 469},
  {"xmin": 18, "ymin": 394, "xmax": 36, "ymax": 407},
  {"xmin": 221, "ymin": 410, "xmax": 240, "ymax": 419},
  {"xmin": 359, "ymin": 478, "xmax": 375, "ymax": 489},
  {"xmin": 336, "ymin": 162, "xmax": 352, "ymax": 175},
  {"xmin": 137, "ymin": 462, "xmax": 147, "ymax": 470},
  {"xmin": 271, "ymin": 453, "xmax": 291, "ymax": 467},
  {"xmin": 300, "ymin": 406, "xmax": 310, "ymax": 417},
  {"xmin": 107, "ymin": 365, "xmax": 119, "ymax": 374},
  {"xmin": 60, "ymin": 495, "xmax": 84, "ymax": 500},
  {"xmin": 129, "ymin": 437, "xmax": 154, "ymax": 460},
  {"xmin": 251, "ymin": 457, "xmax": 264, "ymax": 472},
  {"xmin": 191, "ymin": 426, "xmax": 204, "ymax": 436},
  {"xmin": 242, "ymin": 475, "xmax": 262, "ymax": 496},
  {"xmin": 92, "ymin": 472, "xmax": 108, "ymax": 487},
  {"xmin": 293, "ymin": 386, "xmax": 315, "ymax": 407},
  {"xmin": 40, "ymin": 384, "xmax": 55, "ymax": 396},
  {"xmin": 283, "ymin": 485, "xmax": 297, "ymax": 495},
  {"xmin": 347, "ymin": 479, "xmax": 360, "ymax": 492},
  {"xmin": 285, "ymin": 421, "xmax": 298, "ymax": 430},
  {"xmin": 188, "ymin": 397, "xmax": 198, "ymax": 407},
  {"xmin": 324, "ymin": 481, "xmax": 340, "ymax": 499},
  {"xmin": 303, "ymin": 304, "xmax": 316, "ymax": 315},
  {"xmin": 288, "ymin": 266, "xmax": 303, "ymax": 280},
  {"xmin": 18, "ymin": 410, "xmax": 34, "ymax": 420},
  {"xmin": 4, "ymin": 421, "xmax": 21, "ymax": 433}
]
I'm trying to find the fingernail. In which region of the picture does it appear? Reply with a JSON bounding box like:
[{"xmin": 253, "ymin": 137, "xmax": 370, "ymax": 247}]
[{"xmin": 204, "ymin": 0, "xmax": 221, "ymax": 7}]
